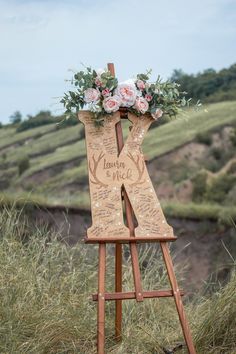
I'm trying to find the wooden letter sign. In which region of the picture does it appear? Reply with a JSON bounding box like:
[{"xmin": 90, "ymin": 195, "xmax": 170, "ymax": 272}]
[{"xmin": 79, "ymin": 110, "xmax": 174, "ymax": 242}]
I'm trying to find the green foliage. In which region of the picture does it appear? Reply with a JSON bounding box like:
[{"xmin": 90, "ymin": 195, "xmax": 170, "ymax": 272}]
[
  {"xmin": 210, "ymin": 147, "xmax": 222, "ymax": 161},
  {"xmin": 205, "ymin": 175, "xmax": 236, "ymax": 203},
  {"xmin": 18, "ymin": 155, "xmax": 30, "ymax": 175},
  {"xmin": 17, "ymin": 111, "xmax": 60, "ymax": 132},
  {"xmin": 61, "ymin": 66, "xmax": 192, "ymax": 125},
  {"xmin": 56, "ymin": 115, "xmax": 78, "ymax": 129},
  {"xmin": 170, "ymin": 63, "xmax": 236, "ymax": 103},
  {"xmin": 196, "ymin": 131, "xmax": 212, "ymax": 145},
  {"xmin": 194, "ymin": 271, "xmax": 236, "ymax": 354},
  {"xmin": 192, "ymin": 172, "xmax": 208, "ymax": 202},
  {"xmin": 0, "ymin": 122, "xmax": 3, "ymax": 129},
  {"xmin": 230, "ymin": 128, "xmax": 236, "ymax": 146},
  {"xmin": 9, "ymin": 110, "xmax": 22, "ymax": 124}
]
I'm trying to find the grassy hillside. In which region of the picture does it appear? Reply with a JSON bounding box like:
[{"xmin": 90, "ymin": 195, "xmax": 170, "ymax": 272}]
[
  {"xmin": 1, "ymin": 101, "xmax": 236, "ymax": 221},
  {"xmin": 0, "ymin": 207, "xmax": 235, "ymax": 354}
]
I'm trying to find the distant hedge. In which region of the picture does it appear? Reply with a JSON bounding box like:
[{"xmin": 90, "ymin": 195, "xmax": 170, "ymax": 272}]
[
  {"xmin": 16, "ymin": 111, "xmax": 78, "ymax": 133},
  {"xmin": 170, "ymin": 63, "xmax": 236, "ymax": 103}
]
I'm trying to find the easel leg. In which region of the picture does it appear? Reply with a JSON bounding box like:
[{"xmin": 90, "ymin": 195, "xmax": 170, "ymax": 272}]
[
  {"xmin": 98, "ymin": 244, "xmax": 106, "ymax": 354},
  {"xmin": 115, "ymin": 243, "xmax": 122, "ymax": 341},
  {"xmin": 130, "ymin": 243, "xmax": 143, "ymax": 301},
  {"xmin": 160, "ymin": 242, "xmax": 196, "ymax": 354}
]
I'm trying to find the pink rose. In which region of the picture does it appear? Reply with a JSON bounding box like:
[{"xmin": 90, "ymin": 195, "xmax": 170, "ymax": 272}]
[
  {"xmin": 103, "ymin": 95, "xmax": 121, "ymax": 113},
  {"xmin": 136, "ymin": 80, "xmax": 145, "ymax": 91},
  {"xmin": 102, "ymin": 88, "xmax": 110, "ymax": 97},
  {"xmin": 151, "ymin": 108, "xmax": 163, "ymax": 120},
  {"xmin": 95, "ymin": 77, "xmax": 102, "ymax": 87},
  {"xmin": 134, "ymin": 97, "xmax": 149, "ymax": 114},
  {"xmin": 115, "ymin": 83, "xmax": 137, "ymax": 107},
  {"xmin": 145, "ymin": 94, "xmax": 152, "ymax": 102},
  {"xmin": 84, "ymin": 88, "xmax": 100, "ymax": 103}
]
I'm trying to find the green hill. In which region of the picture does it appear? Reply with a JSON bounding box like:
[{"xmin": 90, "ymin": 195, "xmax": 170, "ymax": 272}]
[{"xmin": 1, "ymin": 101, "xmax": 236, "ymax": 222}]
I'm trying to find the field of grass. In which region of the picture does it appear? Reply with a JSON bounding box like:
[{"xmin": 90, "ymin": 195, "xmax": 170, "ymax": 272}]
[
  {"xmin": 1, "ymin": 101, "xmax": 236, "ymax": 181},
  {"xmin": 0, "ymin": 123, "xmax": 56, "ymax": 149},
  {"xmin": 1, "ymin": 191, "xmax": 236, "ymax": 225},
  {"xmin": 1, "ymin": 101, "xmax": 236, "ymax": 223},
  {"xmin": 0, "ymin": 207, "xmax": 235, "ymax": 354}
]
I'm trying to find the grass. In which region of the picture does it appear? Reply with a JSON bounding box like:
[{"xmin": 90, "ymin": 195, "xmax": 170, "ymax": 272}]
[
  {"xmin": 1, "ymin": 192, "xmax": 236, "ymax": 225},
  {"xmin": 0, "ymin": 206, "xmax": 235, "ymax": 353},
  {"xmin": 162, "ymin": 201, "xmax": 236, "ymax": 225},
  {"xmin": 2, "ymin": 101, "xmax": 236, "ymax": 185},
  {"xmin": 143, "ymin": 101, "xmax": 236, "ymax": 159},
  {"xmin": 0, "ymin": 123, "xmax": 56, "ymax": 150},
  {"xmin": 2, "ymin": 124, "xmax": 84, "ymax": 166}
]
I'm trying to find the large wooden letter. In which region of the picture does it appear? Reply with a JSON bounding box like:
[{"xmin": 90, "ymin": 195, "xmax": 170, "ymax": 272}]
[{"xmin": 79, "ymin": 111, "xmax": 174, "ymax": 240}]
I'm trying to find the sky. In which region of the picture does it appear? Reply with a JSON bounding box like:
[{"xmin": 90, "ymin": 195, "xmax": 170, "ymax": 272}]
[{"xmin": 0, "ymin": 0, "xmax": 235, "ymax": 123}]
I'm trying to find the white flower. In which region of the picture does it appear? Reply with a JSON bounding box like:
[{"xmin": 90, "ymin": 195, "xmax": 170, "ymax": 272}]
[
  {"xmin": 96, "ymin": 68, "xmax": 105, "ymax": 77},
  {"xmin": 103, "ymin": 95, "xmax": 121, "ymax": 113},
  {"xmin": 134, "ymin": 97, "xmax": 149, "ymax": 114},
  {"xmin": 115, "ymin": 83, "xmax": 137, "ymax": 107},
  {"xmin": 151, "ymin": 108, "xmax": 163, "ymax": 120},
  {"xmin": 84, "ymin": 88, "xmax": 100, "ymax": 103}
]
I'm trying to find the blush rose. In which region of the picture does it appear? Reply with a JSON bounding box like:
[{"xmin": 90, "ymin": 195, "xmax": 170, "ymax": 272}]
[
  {"xmin": 145, "ymin": 94, "xmax": 152, "ymax": 102},
  {"xmin": 84, "ymin": 88, "xmax": 100, "ymax": 103},
  {"xmin": 103, "ymin": 95, "xmax": 121, "ymax": 113},
  {"xmin": 115, "ymin": 83, "xmax": 137, "ymax": 107},
  {"xmin": 134, "ymin": 97, "xmax": 149, "ymax": 114},
  {"xmin": 102, "ymin": 88, "xmax": 110, "ymax": 97}
]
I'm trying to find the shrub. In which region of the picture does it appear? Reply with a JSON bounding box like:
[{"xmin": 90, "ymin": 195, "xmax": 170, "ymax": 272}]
[
  {"xmin": 9, "ymin": 111, "xmax": 22, "ymax": 124},
  {"xmin": 0, "ymin": 122, "xmax": 3, "ymax": 129},
  {"xmin": 56, "ymin": 116, "xmax": 79, "ymax": 130},
  {"xmin": 205, "ymin": 175, "xmax": 236, "ymax": 204},
  {"xmin": 210, "ymin": 147, "xmax": 222, "ymax": 160},
  {"xmin": 196, "ymin": 132, "xmax": 212, "ymax": 145},
  {"xmin": 16, "ymin": 111, "xmax": 57, "ymax": 132},
  {"xmin": 230, "ymin": 128, "xmax": 236, "ymax": 146},
  {"xmin": 192, "ymin": 171, "xmax": 208, "ymax": 202},
  {"xmin": 18, "ymin": 155, "xmax": 30, "ymax": 175}
]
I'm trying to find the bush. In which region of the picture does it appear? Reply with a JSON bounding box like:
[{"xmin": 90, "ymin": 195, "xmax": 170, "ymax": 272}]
[
  {"xmin": 16, "ymin": 111, "xmax": 57, "ymax": 132},
  {"xmin": 18, "ymin": 155, "xmax": 30, "ymax": 175},
  {"xmin": 210, "ymin": 147, "xmax": 222, "ymax": 160},
  {"xmin": 230, "ymin": 128, "xmax": 236, "ymax": 146},
  {"xmin": 205, "ymin": 175, "xmax": 236, "ymax": 204},
  {"xmin": 196, "ymin": 132, "xmax": 212, "ymax": 145},
  {"xmin": 9, "ymin": 111, "xmax": 22, "ymax": 124},
  {"xmin": 0, "ymin": 122, "xmax": 3, "ymax": 129},
  {"xmin": 192, "ymin": 171, "xmax": 208, "ymax": 202},
  {"xmin": 56, "ymin": 116, "xmax": 79, "ymax": 130}
]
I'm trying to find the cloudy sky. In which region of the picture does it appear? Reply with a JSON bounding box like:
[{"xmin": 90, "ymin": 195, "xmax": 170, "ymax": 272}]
[{"xmin": 0, "ymin": 0, "xmax": 235, "ymax": 123}]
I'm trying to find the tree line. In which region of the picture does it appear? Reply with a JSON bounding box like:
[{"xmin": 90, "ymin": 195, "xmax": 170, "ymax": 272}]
[{"xmin": 170, "ymin": 63, "xmax": 236, "ymax": 103}]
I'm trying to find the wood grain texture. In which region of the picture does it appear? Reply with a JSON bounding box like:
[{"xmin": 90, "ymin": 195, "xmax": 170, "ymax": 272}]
[
  {"xmin": 92, "ymin": 289, "xmax": 184, "ymax": 301},
  {"xmin": 78, "ymin": 110, "xmax": 174, "ymax": 241},
  {"xmin": 97, "ymin": 244, "xmax": 106, "ymax": 354}
]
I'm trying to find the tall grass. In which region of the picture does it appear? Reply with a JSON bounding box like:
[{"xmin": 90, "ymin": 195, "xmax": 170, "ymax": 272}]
[{"xmin": 0, "ymin": 207, "xmax": 235, "ymax": 353}]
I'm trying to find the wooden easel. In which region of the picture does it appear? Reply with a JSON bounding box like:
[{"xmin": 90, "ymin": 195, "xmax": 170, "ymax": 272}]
[{"xmin": 80, "ymin": 63, "xmax": 196, "ymax": 354}]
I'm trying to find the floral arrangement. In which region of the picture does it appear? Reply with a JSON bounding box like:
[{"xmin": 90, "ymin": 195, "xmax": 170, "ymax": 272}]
[{"xmin": 61, "ymin": 67, "xmax": 191, "ymax": 125}]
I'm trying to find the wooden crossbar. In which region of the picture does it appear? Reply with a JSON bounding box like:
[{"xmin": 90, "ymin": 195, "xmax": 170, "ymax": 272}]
[
  {"xmin": 92, "ymin": 289, "xmax": 184, "ymax": 301},
  {"xmin": 84, "ymin": 236, "xmax": 177, "ymax": 243}
]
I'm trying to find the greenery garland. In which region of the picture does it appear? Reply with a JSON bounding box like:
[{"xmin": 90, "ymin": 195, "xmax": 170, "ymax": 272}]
[{"xmin": 61, "ymin": 67, "xmax": 193, "ymax": 125}]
